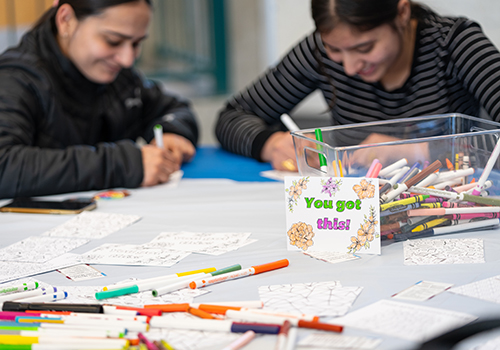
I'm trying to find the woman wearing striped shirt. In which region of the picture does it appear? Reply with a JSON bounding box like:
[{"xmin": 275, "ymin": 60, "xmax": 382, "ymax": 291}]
[{"xmin": 215, "ymin": 0, "xmax": 500, "ymax": 170}]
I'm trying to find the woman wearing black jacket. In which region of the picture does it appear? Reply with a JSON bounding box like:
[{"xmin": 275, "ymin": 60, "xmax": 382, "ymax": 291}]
[{"xmin": 0, "ymin": 0, "xmax": 199, "ymax": 199}]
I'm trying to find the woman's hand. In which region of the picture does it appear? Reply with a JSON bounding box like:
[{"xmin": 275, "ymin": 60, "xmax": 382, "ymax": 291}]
[
  {"xmin": 140, "ymin": 144, "xmax": 180, "ymax": 186},
  {"xmin": 261, "ymin": 131, "xmax": 298, "ymax": 171}
]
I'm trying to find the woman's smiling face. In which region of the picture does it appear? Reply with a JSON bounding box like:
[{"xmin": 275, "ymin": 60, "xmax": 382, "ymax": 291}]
[
  {"xmin": 58, "ymin": 1, "xmax": 151, "ymax": 84},
  {"xmin": 321, "ymin": 22, "xmax": 403, "ymax": 83}
]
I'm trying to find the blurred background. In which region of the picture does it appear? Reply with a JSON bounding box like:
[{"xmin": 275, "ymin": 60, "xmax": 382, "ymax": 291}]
[{"xmin": 0, "ymin": 0, "xmax": 499, "ymax": 145}]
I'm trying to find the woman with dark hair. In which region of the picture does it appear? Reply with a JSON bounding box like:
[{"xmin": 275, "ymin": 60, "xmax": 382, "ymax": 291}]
[
  {"xmin": 0, "ymin": 0, "xmax": 199, "ymax": 199},
  {"xmin": 215, "ymin": 0, "xmax": 500, "ymax": 171}
]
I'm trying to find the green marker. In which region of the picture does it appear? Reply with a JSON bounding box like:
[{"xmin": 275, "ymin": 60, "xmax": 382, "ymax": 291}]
[
  {"xmin": 0, "ymin": 282, "xmax": 38, "ymax": 295},
  {"xmin": 314, "ymin": 128, "xmax": 328, "ymax": 172},
  {"xmin": 152, "ymin": 264, "xmax": 242, "ymax": 297},
  {"xmin": 96, "ymin": 264, "xmax": 241, "ymax": 300}
]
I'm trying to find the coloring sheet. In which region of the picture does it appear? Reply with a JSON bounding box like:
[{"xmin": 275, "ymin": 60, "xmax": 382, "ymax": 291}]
[
  {"xmin": 0, "ymin": 236, "xmax": 89, "ymax": 263},
  {"xmin": 144, "ymin": 313, "xmax": 241, "ymax": 350},
  {"xmin": 258, "ymin": 281, "xmax": 362, "ymax": 317},
  {"xmin": 79, "ymin": 243, "xmax": 191, "ymax": 267},
  {"xmin": 333, "ymin": 299, "xmax": 477, "ymax": 342},
  {"xmin": 0, "ymin": 254, "xmax": 81, "ymax": 283},
  {"xmin": 392, "ymin": 281, "xmax": 454, "ymax": 302},
  {"xmin": 298, "ymin": 333, "xmax": 382, "ymax": 349},
  {"xmin": 448, "ymin": 275, "xmax": 500, "ymax": 304},
  {"xmin": 61, "ymin": 284, "xmax": 208, "ymax": 307},
  {"xmin": 403, "ymin": 238, "xmax": 485, "ymax": 265},
  {"xmin": 304, "ymin": 251, "xmax": 360, "ymax": 264},
  {"xmin": 57, "ymin": 264, "xmax": 107, "ymax": 282},
  {"xmin": 42, "ymin": 211, "xmax": 141, "ymax": 239},
  {"xmin": 143, "ymin": 232, "xmax": 254, "ymax": 255}
]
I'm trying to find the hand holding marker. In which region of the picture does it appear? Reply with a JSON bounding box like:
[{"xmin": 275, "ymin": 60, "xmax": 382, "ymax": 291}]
[{"xmin": 153, "ymin": 124, "xmax": 163, "ymax": 149}]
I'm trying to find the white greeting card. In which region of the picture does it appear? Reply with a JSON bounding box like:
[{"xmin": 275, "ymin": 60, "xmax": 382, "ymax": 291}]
[{"xmin": 284, "ymin": 176, "xmax": 380, "ymax": 254}]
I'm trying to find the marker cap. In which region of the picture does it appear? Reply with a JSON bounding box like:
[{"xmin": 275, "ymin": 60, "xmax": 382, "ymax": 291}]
[
  {"xmin": 251, "ymin": 259, "xmax": 289, "ymax": 274},
  {"xmin": 95, "ymin": 285, "xmax": 138, "ymax": 300},
  {"xmin": 230, "ymin": 322, "xmax": 281, "ymax": 334}
]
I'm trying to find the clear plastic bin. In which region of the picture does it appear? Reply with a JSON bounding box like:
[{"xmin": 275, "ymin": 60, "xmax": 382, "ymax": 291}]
[{"xmin": 292, "ymin": 113, "xmax": 500, "ymax": 194}]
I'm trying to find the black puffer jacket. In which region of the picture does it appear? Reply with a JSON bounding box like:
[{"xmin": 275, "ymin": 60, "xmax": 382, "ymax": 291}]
[{"xmin": 0, "ymin": 19, "xmax": 198, "ymax": 199}]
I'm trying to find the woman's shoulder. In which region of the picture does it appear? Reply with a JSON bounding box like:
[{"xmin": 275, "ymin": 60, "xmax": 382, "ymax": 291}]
[{"xmin": 418, "ymin": 7, "xmax": 482, "ymax": 46}]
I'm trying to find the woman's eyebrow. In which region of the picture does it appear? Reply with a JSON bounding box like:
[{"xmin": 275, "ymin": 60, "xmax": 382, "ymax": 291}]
[{"xmin": 103, "ymin": 30, "xmax": 148, "ymax": 41}]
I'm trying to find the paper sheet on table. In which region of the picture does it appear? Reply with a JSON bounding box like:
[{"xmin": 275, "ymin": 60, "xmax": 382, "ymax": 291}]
[
  {"xmin": 448, "ymin": 274, "xmax": 500, "ymax": 304},
  {"xmin": 333, "ymin": 299, "xmax": 477, "ymax": 342},
  {"xmin": 298, "ymin": 333, "xmax": 382, "ymax": 349},
  {"xmin": 403, "ymin": 238, "xmax": 485, "ymax": 265},
  {"xmin": 61, "ymin": 284, "xmax": 208, "ymax": 307},
  {"xmin": 79, "ymin": 243, "xmax": 191, "ymax": 267},
  {"xmin": 258, "ymin": 281, "xmax": 362, "ymax": 317},
  {"xmin": 142, "ymin": 231, "xmax": 254, "ymax": 255},
  {"xmin": 143, "ymin": 313, "xmax": 241, "ymax": 350},
  {"xmin": 392, "ymin": 281, "xmax": 454, "ymax": 302},
  {"xmin": 0, "ymin": 236, "xmax": 89, "ymax": 263},
  {"xmin": 57, "ymin": 264, "xmax": 106, "ymax": 282},
  {"xmin": 304, "ymin": 251, "xmax": 360, "ymax": 264},
  {"xmin": 0, "ymin": 254, "xmax": 81, "ymax": 284},
  {"xmin": 42, "ymin": 211, "xmax": 141, "ymax": 239}
]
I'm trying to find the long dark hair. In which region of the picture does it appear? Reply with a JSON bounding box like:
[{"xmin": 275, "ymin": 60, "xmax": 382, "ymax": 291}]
[
  {"xmin": 311, "ymin": 0, "xmax": 429, "ymax": 109},
  {"xmin": 33, "ymin": 0, "xmax": 152, "ymax": 30}
]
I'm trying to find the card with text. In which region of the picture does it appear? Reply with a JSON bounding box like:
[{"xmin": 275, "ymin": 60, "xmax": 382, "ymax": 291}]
[{"xmin": 285, "ymin": 176, "xmax": 380, "ymax": 255}]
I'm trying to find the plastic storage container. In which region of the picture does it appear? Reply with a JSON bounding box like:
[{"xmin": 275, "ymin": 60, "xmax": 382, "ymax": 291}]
[{"xmin": 292, "ymin": 114, "xmax": 500, "ymax": 194}]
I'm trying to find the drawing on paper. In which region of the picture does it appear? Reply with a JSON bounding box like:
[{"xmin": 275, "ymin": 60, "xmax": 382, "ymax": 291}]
[
  {"xmin": 348, "ymin": 205, "xmax": 379, "ymax": 253},
  {"xmin": 320, "ymin": 177, "xmax": 342, "ymax": 197},
  {"xmin": 287, "ymin": 222, "xmax": 315, "ymax": 251},
  {"xmin": 353, "ymin": 179, "xmax": 375, "ymax": 199},
  {"xmin": 285, "ymin": 177, "xmax": 310, "ymax": 212}
]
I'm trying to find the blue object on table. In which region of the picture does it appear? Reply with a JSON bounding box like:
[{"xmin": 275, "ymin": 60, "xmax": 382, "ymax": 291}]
[{"xmin": 182, "ymin": 146, "xmax": 275, "ymax": 182}]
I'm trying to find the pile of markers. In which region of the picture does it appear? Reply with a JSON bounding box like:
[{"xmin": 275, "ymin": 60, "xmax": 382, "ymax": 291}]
[
  {"xmin": 373, "ymin": 137, "xmax": 500, "ymax": 241},
  {"xmin": 0, "ymin": 259, "xmax": 344, "ymax": 350}
]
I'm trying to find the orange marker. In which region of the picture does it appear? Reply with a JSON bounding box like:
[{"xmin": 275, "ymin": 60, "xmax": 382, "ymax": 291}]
[
  {"xmin": 297, "ymin": 319, "xmax": 343, "ymax": 333},
  {"xmin": 445, "ymin": 158, "xmax": 454, "ymax": 171},
  {"xmin": 106, "ymin": 305, "xmax": 162, "ymax": 317},
  {"xmin": 187, "ymin": 307, "xmax": 217, "ymax": 319},
  {"xmin": 189, "ymin": 259, "xmax": 289, "ymax": 289},
  {"xmin": 198, "ymin": 304, "xmax": 242, "ymax": 315},
  {"xmin": 144, "ymin": 303, "xmax": 189, "ymax": 313}
]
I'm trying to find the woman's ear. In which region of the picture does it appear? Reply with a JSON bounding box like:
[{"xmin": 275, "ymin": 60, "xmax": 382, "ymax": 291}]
[
  {"xmin": 396, "ymin": 0, "xmax": 411, "ymax": 27},
  {"xmin": 55, "ymin": 3, "xmax": 77, "ymax": 39}
]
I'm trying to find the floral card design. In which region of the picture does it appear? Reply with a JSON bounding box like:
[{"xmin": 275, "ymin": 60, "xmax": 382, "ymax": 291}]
[{"xmin": 285, "ymin": 176, "xmax": 380, "ymax": 255}]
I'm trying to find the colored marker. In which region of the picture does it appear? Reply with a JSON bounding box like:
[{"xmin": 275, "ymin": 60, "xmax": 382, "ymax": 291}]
[
  {"xmin": 138, "ymin": 332, "xmax": 159, "ymax": 350},
  {"xmin": 2, "ymin": 302, "xmax": 103, "ymax": 314},
  {"xmin": 365, "ymin": 159, "xmax": 380, "ymax": 178},
  {"xmin": 102, "ymin": 267, "xmax": 217, "ymax": 291},
  {"xmin": 398, "ymin": 162, "xmax": 420, "ymax": 183},
  {"xmin": 187, "ymin": 307, "xmax": 217, "ymax": 320},
  {"xmin": 445, "ymin": 158, "xmax": 454, "ymax": 171},
  {"xmin": 314, "ymin": 129, "xmax": 328, "ymax": 172},
  {"xmin": 18, "ymin": 291, "xmax": 67, "ymax": 303},
  {"xmin": 472, "ymin": 136, "xmax": 500, "ymax": 196},
  {"xmin": 446, "ymin": 212, "xmax": 500, "ymax": 220},
  {"xmin": 0, "ymin": 288, "xmax": 57, "ymax": 304},
  {"xmin": 380, "ymin": 203, "xmax": 420, "ymax": 217},
  {"xmin": 189, "ymin": 259, "xmax": 289, "ymax": 289},
  {"xmin": 401, "ymin": 216, "xmax": 439, "ymax": 234},
  {"xmin": 0, "ymin": 282, "xmax": 39, "ymax": 296},
  {"xmin": 369, "ymin": 162, "xmax": 383, "ymax": 178},
  {"xmin": 222, "ymin": 330, "xmax": 256, "ymax": 350},
  {"xmin": 149, "ymin": 317, "xmax": 281, "ymax": 334},
  {"xmin": 378, "ymin": 158, "xmax": 408, "ymax": 178},
  {"xmin": 395, "ymin": 218, "xmax": 500, "ymax": 241},
  {"xmin": 275, "ymin": 320, "xmax": 291, "ymax": 350},
  {"xmin": 151, "ymin": 264, "xmax": 242, "ymax": 297},
  {"xmin": 407, "ymin": 206, "xmax": 500, "ymax": 217},
  {"xmin": 381, "ymin": 160, "xmax": 441, "ymax": 204},
  {"xmin": 379, "ymin": 166, "xmax": 409, "ymax": 196},
  {"xmin": 153, "ymin": 124, "xmax": 164, "ymax": 149},
  {"xmin": 280, "ymin": 113, "xmax": 299, "ymax": 132}
]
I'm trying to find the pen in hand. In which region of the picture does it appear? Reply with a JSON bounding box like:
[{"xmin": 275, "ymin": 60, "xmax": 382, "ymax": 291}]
[{"xmin": 153, "ymin": 124, "xmax": 164, "ymax": 149}]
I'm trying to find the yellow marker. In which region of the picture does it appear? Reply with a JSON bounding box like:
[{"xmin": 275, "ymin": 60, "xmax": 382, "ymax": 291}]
[
  {"xmin": 0, "ymin": 334, "xmax": 39, "ymax": 344},
  {"xmin": 380, "ymin": 195, "xmax": 428, "ymax": 211},
  {"xmin": 332, "ymin": 161, "xmax": 338, "ymax": 177},
  {"xmin": 161, "ymin": 339, "xmax": 176, "ymax": 350},
  {"xmin": 102, "ymin": 267, "xmax": 216, "ymax": 291},
  {"xmin": 338, "ymin": 160, "xmax": 344, "ymax": 177},
  {"xmin": 411, "ymin": 217, "xmax": 449, "ymax": 232},
  {"xmin": 17, "ymin": 318, "xmax": 64, "ymax": 324}
]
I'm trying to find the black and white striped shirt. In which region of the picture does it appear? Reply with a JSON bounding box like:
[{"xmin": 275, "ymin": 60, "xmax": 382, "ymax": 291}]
[{"xmin": 215, "ymin": 11, "xmax": 500, "ymax": 161}]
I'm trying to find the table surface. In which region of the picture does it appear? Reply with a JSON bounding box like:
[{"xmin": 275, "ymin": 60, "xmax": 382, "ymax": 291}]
[{"xmin": 2, "ymin": 146, "xmax": 500, "ymax": 350}]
